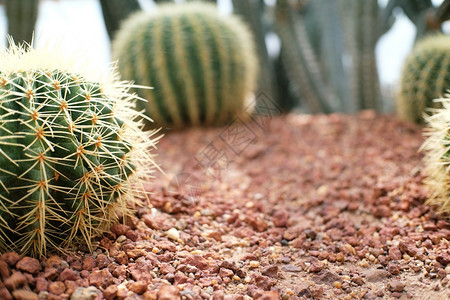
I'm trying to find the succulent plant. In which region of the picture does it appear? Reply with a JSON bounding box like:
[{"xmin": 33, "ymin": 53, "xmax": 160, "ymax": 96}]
[
  {"xmin": 112, "ymin": 2, "xmax": 258, "ymax": 129},
  {"xmin": 0, "ymin": 41, "xmax": 159, "ymax": 257},
  {"xmin": 5, "ymin": 0, "xmax": 39, "ymax": 46},
  {"xmin": 397, "ymin": 34, "xmax": 450, "ymax": 124},
  {"xmin": 421, "ymin": 97, "xmax": 450, "ymax": 215}
]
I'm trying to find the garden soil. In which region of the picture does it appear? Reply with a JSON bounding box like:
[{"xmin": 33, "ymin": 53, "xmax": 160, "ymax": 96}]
[{"xmin": 0, "ymin": 112, "xmax": 449, "ymax": 299}]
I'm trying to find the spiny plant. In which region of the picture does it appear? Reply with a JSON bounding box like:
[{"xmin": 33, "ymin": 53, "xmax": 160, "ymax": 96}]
[
  {"xmin": 112, "ymin": 2, "xmax": 258, "ymax": 129},
  {"xmin": 397, "ymin": 34, "xmax": 450, "ymax": 124},
  {"xmin": 421, "ymin": 97, "xmax": 450, "ymax": 216},
  {"xmin": 0, "ymin": 41, "xmax": 160, "ymax": 257}
]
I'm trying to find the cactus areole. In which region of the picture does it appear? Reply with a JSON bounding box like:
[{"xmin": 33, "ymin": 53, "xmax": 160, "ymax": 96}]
[{"xmin": 0, "ymin": 42, "xmax": 159, "ymax": 257}]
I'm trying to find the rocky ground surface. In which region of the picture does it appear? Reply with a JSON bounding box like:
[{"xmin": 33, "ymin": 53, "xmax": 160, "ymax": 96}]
[{"xmin": 0, "ymin": 112, "xmax": 449, "ymax": 300}]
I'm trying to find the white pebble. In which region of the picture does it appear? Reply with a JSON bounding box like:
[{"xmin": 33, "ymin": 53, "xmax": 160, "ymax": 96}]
[{"xmin": 166, "ymin": 228, "xmax": 181, "ymax": 241}]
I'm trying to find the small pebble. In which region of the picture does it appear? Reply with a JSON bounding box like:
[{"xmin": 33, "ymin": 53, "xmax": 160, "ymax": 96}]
[
  {"xmin": 249, "ymin": 261, "xmax": 260, "ymax": 268},
  {"xmin": 166, "ymin": 228, "xmax": 181, "ymax": 241}
]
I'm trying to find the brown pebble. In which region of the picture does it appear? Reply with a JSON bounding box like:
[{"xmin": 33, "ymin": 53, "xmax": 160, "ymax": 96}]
[
  {"xmin": 114, "ymin": 251, "xmax": 129, "ymax": 265},
  {"xmin": 65, "ymin": 280, "xmax": 79, "ymax": 295},
  {"xmin": 0, "ymin": 288, "xmax": 12, "ymax": 300},
  {"xmin": 373, "ymin": 205, "xmax": 391, "ymax": 218},
  {"xmin": 43, "ymin": 267, "xmax": 58, "ymax": 280},
  {"xmin": 82, "ymin": 256, "xmax": 96, "ymax": 271},
  {"xmin": 388, "ymin": 246, "xmax": 402, "ymax": 260},
  {"xmin": 253, "ymin": 275, "xmax": 276, "ymax": 290},
  {"xmin": 363, "ymin": 269, "xmax": 389, "ymax": 282},
  {"xmin": 261, "ymin": 265, "xmax": 279, "ymax": 278},
  {"xmin": 219, "ymin": 268, "xmax": 234, "ymax": 278},
  {"xmin": 110, "ymin": 223, "xmax": 131, "ymax": 236},
  {"xmin": 388, "ymin": 280, "xmax": 405, "ymax": 292},
  {"xmin": 88, "ymin": 269, "xmax": 114, "ymax": 288},
  {"xmin": 1, "ymin": 252, "xmax": 20, "ymax": 266},
  {"xmin": 0, "ymin": 260, "xmax": 10, "ymax": 279},
  {"xmin": 35, "ymin": 277, "xmax": 48, "ymax": 292},
  {"xmin": 272, "ymin": 210, "xmax": 289, "ymax": 227},
  {"xmin": 48, "ymin": 281, "xmax": 66, "ymax": 295},
  {"xmin": 256, "ymin": 290, "xmax": 280, "ymax": 300},
  {"xmin": 4, "ymin": 271, "xmax": 27, "ymax": 290},
  {"xmin": 59, "ymin": 268, "xmax": 78, "ymax": 281},
  {"xmin": 157, "ymin": 285, "xmax": 180, "ymax": 299},
  {"xmin": 128, "ymin": 281, "xmax": 148, "ymax": 294},
  {"xmin": 183, "ymin": 255, "xmax": 209, "ymax": 270},
  {"xmin": 16, "ymin": 257, "xmax": 41, "ymax": 274},
  {"xmin": 352, "ymin": 276, "xmax": 364, "ymax": 286},
  {"xmin": 308, "ymin": 261, "xmax": 324, "ymax": 273},
  {"xmin": 436, "ymin": 252, "xmax": 450, "ymax": 266},
  {"xmin": 388, "ymin": 262, "xmax": 400, "ymax": 275},
  {"xmin": 103, "ymin": 285, "xmax": 118, "ymax": 300},
  {"xmin": 46, "ymin": 256, "xmax": 63, "ymax": 270},
  {"xmin": 96, "ymin": 254, "xmax": 110, "ymax": 269},
  {"xmin": 11, "ymin": 289, "xmax": 38, "ymax": 300}
]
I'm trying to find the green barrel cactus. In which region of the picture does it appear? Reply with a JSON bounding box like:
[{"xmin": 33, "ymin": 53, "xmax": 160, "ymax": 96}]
[
  {"xmin": 397, "ymin": 34, "xmax": 450, "ymax": 124},
  {"xmin": 112, "ymin": 2, "xmax": 258, "ymax": 129},
  {"xmin": 421, "ymin": 97, "xmax": 450, "ymax": 215},
  {"xmin": 0, "ymin": 42, "xmax": 159, "ymax": 257},
  {"xmin": 5, "ymin": 0, "xmax": 39, "ymax": 46}
]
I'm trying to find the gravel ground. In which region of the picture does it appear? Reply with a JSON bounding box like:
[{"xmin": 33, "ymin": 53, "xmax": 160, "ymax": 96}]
[{"xmin": 0, "ymin": 112, "xmax": 449, "ymax": 300}]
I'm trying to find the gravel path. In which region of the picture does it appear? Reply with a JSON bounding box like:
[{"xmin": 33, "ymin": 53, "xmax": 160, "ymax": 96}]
[{"xmin": 0, "ymin": 112, "xmax": 449, "ymax": 300}]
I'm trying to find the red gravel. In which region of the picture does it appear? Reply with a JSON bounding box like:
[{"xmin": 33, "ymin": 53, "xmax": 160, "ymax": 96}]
[{"xmin": 1, "ymin": 112, "xmax": 449, "ymax": 299}]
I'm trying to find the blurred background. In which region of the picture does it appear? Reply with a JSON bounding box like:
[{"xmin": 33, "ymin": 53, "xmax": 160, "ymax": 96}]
[{"xmin": 0, "ymin": 0, "xmax": 448, "ymax": 115}]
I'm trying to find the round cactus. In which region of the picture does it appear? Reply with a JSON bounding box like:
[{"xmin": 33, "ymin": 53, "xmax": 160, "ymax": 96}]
[
  {"xmin": 421, "ymin": 97, "xmax": 450, "ymax": 216},
  {"xmin": 112, "ymin": 2, "xmax": 258, "ymax": 129},
  {"xmin": 0, "ymin": 42, "xmax": 159, "ymax": 257},
  {"xmin": 397, "ymin": 34, "xmax": 450, "ymax": 124}
]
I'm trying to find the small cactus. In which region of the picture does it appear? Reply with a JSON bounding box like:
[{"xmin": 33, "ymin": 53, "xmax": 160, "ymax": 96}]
[
  {"xmin": 112, "ymin": 2, "xmax": 258, "ymax": 129},
  {"xmin": 421, "ymin": 97, "xmax": 450, "ymax": 216},
  {"xmin": 0, "ymin": 41, "xmax": 159, "ymax": 257},
  {"xmin": 397, "ymin": 34, "xmax": 450, "ymax": 124}
]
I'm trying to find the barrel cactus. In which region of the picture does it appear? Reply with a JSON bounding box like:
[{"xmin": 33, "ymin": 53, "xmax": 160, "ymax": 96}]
[
  {"xmin": 397, "ymin": 34, "xmax": 450, "ymax": 124},
  {"xmin": 421, "ymin": 97, "xmax": 450, "ymax": 215},
  {"xmin": 0, "ymin": 42, "xmax": 159, "ymax": 257},
  {"xmin": 112, "ymin": 2, "xmax": 258, "ymax": 129}
]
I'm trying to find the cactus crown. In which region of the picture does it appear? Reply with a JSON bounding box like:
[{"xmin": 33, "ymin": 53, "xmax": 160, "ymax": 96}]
[
  {"xmin": 421, "ymin": 97, "xmax": 450, "ymax": 216},
  {"xmin": 397, "ymin": 34, "xmax": 450, "ymax": 124},
  {"xmin": 112, "ymin": 2, "xmax": 258, "ymax": 129},
  {"xmin": 0, "ymin": 41, "xmax": 159, "ymax": 257}
]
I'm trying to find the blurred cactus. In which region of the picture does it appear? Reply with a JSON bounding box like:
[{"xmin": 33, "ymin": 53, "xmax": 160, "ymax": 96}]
[
  {"xmin": 5, "ymin": 0, "xmax": 39, "ymax": 46},
  {"xmin": 339, "ymin": 0, "xmax": 382, "ymax": 111},
  {"xmin": 275, "ymin": 0, "xmax": 336, "ymax": 113},
  {"xmin": 421, "ymin": 97, "xmax": 450, "ymax": 215},
  {"xmin": 385, "ymin": 0, "xmax": 450, "ymax": 41},
  {"xmin": 232, "ymin": 0, "xmax": 278, "ymax": 107},
  {"xmin": 99, "ymin": 0, "xmax": 141, "ymax": 40},
  {"xmin": 397, "ymin": 34, "xmax": 450, "ymax": 123},
  {"xmin": 112, "ymin": 2, "xmax": 258, "ymax": 129}
]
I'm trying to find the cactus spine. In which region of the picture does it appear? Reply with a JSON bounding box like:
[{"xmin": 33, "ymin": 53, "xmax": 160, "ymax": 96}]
[
  {"xmin": 397, "ymin": 34, "xmax": 450, "ymax": 123},
  {"xmin": 112, "ymin": 3, "xmax": 258, "ymax": 129},
  {"xmin": 421, "ymin": 97, "xmax": 450, "ymax": 215},
  {"xmin": 0, "ymin": 41, "xmax": 159, "ymax": 257},
  {"xmin": 5, "ymin": 0, "xmax": 39, "ymax": 46}
]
